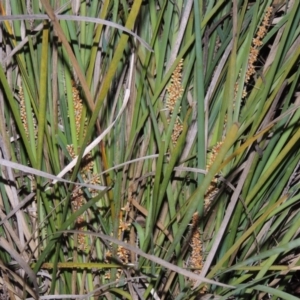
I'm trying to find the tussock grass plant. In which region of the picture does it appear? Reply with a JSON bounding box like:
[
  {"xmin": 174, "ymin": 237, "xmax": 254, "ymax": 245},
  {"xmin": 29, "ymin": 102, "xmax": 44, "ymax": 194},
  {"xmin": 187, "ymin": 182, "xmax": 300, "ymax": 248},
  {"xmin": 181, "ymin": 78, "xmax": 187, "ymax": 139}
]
[{"xmin": 0, "ymin": 0, "xmax": 300, "ymax": 299}]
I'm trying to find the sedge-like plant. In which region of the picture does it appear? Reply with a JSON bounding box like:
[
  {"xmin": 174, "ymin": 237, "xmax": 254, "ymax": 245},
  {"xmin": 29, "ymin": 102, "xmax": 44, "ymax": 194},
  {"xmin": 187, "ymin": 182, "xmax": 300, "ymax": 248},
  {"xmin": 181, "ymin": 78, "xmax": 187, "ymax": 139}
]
[{"xmin": 0, "ymin": 1, "xmax": 300, "ymax": 299}]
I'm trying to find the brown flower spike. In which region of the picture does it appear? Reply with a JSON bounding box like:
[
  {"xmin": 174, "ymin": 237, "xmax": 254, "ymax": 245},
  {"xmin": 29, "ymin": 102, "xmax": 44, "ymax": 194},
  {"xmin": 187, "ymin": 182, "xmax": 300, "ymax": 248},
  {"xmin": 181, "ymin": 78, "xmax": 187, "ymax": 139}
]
[
  {"xmin": 242, "ymin": 6, "xmax": 272, "ymax": 98},
  {"xmin": 190, "ymin": 212, "xmax": 203, "ymax": 275},
  {"xmin": 166, "ymin": 59, "xmax": 184, "ymax": 145},
  {"xmin": 19, "ymin": 86, "xmax": 37, "ymax": 139}
]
